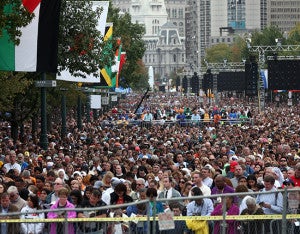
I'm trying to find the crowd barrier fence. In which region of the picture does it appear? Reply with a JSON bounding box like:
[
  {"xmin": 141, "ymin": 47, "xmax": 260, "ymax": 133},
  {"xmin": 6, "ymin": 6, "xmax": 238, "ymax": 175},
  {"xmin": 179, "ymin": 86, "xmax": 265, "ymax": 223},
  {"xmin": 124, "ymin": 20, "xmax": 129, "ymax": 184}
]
[
  {"xmin": 0, "ymin": 188, "xmax": 299, "ymax": 234},
  {"xmin": 103, "ymin": 118, "xmax": 254, "ymax": 129}
]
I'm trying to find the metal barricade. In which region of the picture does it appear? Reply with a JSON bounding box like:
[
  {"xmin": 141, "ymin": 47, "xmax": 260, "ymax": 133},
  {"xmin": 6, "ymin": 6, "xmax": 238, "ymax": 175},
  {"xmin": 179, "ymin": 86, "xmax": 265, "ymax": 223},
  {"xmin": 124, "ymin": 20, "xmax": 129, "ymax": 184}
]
[{"xmin": 1, "ymin": 189, "xmax": 299, "ymax": 234}]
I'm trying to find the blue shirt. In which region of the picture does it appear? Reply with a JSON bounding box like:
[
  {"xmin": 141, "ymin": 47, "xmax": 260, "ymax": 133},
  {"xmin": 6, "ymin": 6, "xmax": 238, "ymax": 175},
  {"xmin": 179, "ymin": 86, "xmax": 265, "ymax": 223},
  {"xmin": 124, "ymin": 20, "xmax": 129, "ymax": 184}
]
[
  {"xmin": 256, "ymin": 188, "xmax": 283, "ymax": 214},
  {"xmin": 186, "ymin": 198, "xmax": 214, "ymax": 216}
]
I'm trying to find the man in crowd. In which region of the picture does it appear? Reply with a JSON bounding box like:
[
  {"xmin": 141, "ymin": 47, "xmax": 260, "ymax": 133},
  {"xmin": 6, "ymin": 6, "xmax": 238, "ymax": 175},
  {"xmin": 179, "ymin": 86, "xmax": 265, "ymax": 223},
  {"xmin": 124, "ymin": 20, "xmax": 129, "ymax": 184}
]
[
  {"xmin": 77, "ymin": 189, "xmax": 107, "ymax": 233},
  {"xmin": 0, "ymin": 193, "xmax": 20, "ymax": 233},
  {"xmin": 7, "ymin": 186, "xmax": 26, "ymax": 211},
  {"xmin": 189, "ymin": 171, "xmax": 211, "ymax": 196}
]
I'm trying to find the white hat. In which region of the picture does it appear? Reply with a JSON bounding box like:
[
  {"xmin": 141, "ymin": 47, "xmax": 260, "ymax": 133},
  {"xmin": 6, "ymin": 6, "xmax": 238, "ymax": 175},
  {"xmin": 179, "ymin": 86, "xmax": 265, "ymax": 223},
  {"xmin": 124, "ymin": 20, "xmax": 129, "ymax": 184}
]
[{"xmin": 72, "ymin": 171, "xmax": 82, "ymax": 178}]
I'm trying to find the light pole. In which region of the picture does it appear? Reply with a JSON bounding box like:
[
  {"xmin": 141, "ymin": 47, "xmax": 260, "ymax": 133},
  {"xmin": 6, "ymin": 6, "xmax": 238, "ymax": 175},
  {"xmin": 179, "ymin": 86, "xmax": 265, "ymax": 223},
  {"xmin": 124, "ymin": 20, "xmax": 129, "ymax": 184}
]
[
  {"xmin": 40, "ymin": 73, "xmax": 48, "ymax": 150},
  {"xmin": 60, "ymin": 88, "xmax": 67, "ymax": 139}
]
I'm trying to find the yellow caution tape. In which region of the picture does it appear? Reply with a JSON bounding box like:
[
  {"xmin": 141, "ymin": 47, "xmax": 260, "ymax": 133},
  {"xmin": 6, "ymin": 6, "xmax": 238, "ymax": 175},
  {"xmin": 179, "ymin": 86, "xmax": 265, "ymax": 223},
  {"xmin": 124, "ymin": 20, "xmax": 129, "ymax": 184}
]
[{"xmin": 0, "ymin": 214, "xmax": 299, "ymax": 223}]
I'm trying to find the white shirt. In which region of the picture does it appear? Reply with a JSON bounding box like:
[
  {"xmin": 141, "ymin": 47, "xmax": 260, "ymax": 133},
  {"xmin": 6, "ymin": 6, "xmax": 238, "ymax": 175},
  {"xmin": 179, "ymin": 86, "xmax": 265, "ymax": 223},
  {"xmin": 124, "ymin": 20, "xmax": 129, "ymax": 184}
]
[
  {"xmin": 4, "ymin": 162, "xmax": 21, "ymax": 174},
  {"xmin": 20, "ymin": 206, "xmax": 45, "ymax": 234},
  {"xmin": 202, "ymin": 177, "xmax": 213, "ymax": 188},
  {"xmin": 102, "ymin": 187, "xmax": 114, "ymax": 205},
  {"xmin": 239, "ymin": 195, "xmax": 252, "ymax": 214},
  {"xmin": 189, "ymin": 184, "xmax": 211, "ymax": 197}
]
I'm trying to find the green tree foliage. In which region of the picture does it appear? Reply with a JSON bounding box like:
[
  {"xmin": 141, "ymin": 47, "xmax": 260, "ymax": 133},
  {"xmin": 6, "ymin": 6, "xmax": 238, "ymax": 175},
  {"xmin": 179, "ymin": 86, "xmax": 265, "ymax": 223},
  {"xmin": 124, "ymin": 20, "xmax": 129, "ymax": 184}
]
[
  {"xmin": 0, "ymin": 72, "xmax": 39, "ymax": 140},
  {"xmin": 287, "ymin": 23, "xmax": 300, "ymax": 45},
  {"xmin": 0, "ymin": 0, "xmax": 33, "ymax": 44},
  {"xmin": 58, "ymin": 0, "xmax": 114, "ymax": 77},
  {"xmin": 107, "ymin": 4, "xmax": 146, "ymax": 89},
  {"xmin": 205, "ymin": 43, "xmax": 233, "ymax": 63},
  {"xmin": 250, "ymin": 26, "xmax": 284, "ymax": 46}
]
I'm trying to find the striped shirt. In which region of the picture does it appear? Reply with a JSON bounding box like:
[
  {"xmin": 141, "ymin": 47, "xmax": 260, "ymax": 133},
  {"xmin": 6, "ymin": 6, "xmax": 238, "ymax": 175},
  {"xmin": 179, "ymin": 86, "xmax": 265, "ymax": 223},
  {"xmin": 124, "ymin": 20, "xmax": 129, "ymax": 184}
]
[{"xmin": 256, "ymin": 188, "xmax": 283, "ymax": 214}]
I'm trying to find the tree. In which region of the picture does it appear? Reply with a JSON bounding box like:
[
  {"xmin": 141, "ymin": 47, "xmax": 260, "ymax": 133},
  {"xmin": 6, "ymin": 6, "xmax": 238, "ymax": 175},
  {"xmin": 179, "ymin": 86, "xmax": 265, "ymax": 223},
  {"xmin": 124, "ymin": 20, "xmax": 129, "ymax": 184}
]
[
  {"xmin": 0, "ymin": 72, "xmax": 38, "ymax": 140},
  {"xmin": 250, "ymin": 26, "xmax": 284, "ymax": 46},
  {"xmin": 287, "ymin": 23, "xmax": 300, "ymax": 45},
  {"xmin": 107, "ymin": 5, "xmax": 146, "ymax": 89},
  {"xmin": 0, "ymin": 0, "xmax": 33, "ymax": 44},
  {"xmin": 58, "ymin": 0, "xmax": 115, "ymax": 77},
  {"xmin": 205, "ymin": 43, "xmax": 233, "ymax": 63}
]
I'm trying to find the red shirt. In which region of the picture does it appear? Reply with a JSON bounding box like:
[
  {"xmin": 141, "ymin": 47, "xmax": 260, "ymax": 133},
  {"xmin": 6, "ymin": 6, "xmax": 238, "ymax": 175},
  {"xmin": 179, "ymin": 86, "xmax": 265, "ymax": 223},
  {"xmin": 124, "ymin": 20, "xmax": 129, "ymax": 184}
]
[{"xmin": 290, "ymin": 176, "xmax": 300, "ymax": 187}]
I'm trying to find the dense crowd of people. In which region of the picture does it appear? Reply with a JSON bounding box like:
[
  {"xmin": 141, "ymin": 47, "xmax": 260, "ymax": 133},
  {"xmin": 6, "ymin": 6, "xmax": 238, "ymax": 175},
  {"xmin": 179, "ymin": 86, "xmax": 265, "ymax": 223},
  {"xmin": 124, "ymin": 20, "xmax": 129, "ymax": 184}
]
[{"xmin": 0, "ymin": 92, "xmax": 299, "ymax": 234}]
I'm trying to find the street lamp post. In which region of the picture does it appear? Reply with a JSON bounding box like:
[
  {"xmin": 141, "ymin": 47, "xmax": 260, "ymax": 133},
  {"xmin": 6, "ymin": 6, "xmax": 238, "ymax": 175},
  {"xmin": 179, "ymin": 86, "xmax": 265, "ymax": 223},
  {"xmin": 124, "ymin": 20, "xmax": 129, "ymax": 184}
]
[
  {"xmin": 40, "ymin": 73, "xmax": 48, "ymax": 150},
  {"xmin": 60, "ymin": 88, "xmax": 67, "ymax": 139},
  {"xmin": 77, "ymin": 95, "xmax": 82, "ymax": 130}
]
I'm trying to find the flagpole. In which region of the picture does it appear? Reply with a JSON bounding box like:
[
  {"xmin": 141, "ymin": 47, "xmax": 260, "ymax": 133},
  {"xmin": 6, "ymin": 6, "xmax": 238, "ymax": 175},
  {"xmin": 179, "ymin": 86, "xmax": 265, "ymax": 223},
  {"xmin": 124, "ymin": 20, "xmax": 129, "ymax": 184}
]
[{"xmin": 40, "ymin": 72, "xmax": 48, "ymax": 150}]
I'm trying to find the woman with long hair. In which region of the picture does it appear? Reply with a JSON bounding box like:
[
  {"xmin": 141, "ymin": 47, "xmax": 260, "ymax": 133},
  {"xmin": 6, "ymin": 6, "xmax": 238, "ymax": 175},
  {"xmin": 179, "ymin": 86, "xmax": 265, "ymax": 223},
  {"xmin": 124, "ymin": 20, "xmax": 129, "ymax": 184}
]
[{"xmin": 20, "ymin": 194, "xmax": 45, "ymax": 234}]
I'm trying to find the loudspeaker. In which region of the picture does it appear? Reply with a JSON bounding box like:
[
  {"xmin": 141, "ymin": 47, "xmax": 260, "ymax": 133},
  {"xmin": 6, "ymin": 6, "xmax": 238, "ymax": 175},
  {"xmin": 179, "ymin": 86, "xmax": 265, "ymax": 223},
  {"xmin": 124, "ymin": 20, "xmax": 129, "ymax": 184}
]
[
  {"xmin": 217, "ymin": 72, "xmax": 245, "ymax": 92},
  {"xmin": 182, "ymin": 76, "xmax": 188, "ymax": 93},
  {"xmin": 268, "ymin": 60, "xmax": 300, "ymax": 90},
  {"xmin": 245, "ymin": 62, "xmax": 258, "ymax": 96},
  {"xmin": 159, "ymin": 85, "xmax": 165, "ymax": 92}
]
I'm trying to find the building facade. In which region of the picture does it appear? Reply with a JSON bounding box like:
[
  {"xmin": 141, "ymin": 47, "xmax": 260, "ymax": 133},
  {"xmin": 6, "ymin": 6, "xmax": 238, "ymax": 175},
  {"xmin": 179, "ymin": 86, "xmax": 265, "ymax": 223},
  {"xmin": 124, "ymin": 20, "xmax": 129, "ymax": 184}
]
[
  {"xmin": 112, "ymin": 0, "xmax": 186, "ymax": 88},
  {"xmin": 267, "ymin": 0, "xmax": 300, "ymax": 33}
]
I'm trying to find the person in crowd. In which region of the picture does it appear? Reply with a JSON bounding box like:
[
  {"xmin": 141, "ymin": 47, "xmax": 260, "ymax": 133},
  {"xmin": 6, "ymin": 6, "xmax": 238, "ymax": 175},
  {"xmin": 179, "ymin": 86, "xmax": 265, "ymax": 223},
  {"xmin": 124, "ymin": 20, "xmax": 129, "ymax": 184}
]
[
  {"xmin": 3, "ymin": 150, "xmax": 21, "ymax": 175},
  {"xmin": 246, "ymin": 174, "xmax": 259, "ymax": 191},
  {"xmin": 46, "ymin": 178, "xmax": 64, "ymax": 204},
  {"xmin": 256, "ymin": 174, "xmax": 283, "ymax": 233},
  {"xmin": 77, "ymin": 189, "xmax": 107, "ymax": 234},
  {"xmin": 186, "ymin": 187, "xmax": 214, "ymax": 216},
  {"xmin": 47, "ymin": 188, "xmax": 76, "ymax": 234},
  {"xmin": 201, "ymin": 166, "xmax": 213, "ymax": 188},
  {"xmin": 0, "ymin": 183, "xmax": 6, "ymax": 195},
  {"xmin": 189, "ymin": 171, "xmax": 211, "ymax": 196},
  {"xmin": 230, "ymin": 164, "xmax": 246, "ymax": 188},
  {"xmin": 20, "ymin": 194, "xmax": 45, "ymax": 234},
  {"xmin": 0, "ymin": 192, "xmax": 20, "ymax": 233},
  {"xmin": 70, "ymin": 189, "xmax": 83, "ymax": 208},
  {"xmin": 211, "ymin": 196, "xmax": 239, "ymax": 234},
  {"xmin": 235, "ymin": 184, "xmax": 253, "ymax": 214},
  {"xmin": 158, "ymin": 176, "xmax": 182, "ymax": 208},
  {"xmin": 39, "ymin": 188, "xmax": 51, "ymax": 209},
  {"xmin": 211, "ymin": 175, "xmax": 236, "ymax": 206},
  {"xmin": 110, "ymin": 182, "xmax": 133, "ymax": 214},
  {"xmin": 161, "ymin": 202, "xmax": 189, "ymax": 234},
  {"xmin": 7, "ymin": 185, "xmax": 26, "ymax": 211},
  {"xmin": 290, "ymin": 163, "xmax": 300, "ymax": 187},
  {"xmin": 147, "ymin": 188, "xmax": 164, "ymax": 216},
  {"xmin": 256, "ymin": 175, "xmax": 283, "ymax": 214},
  {"xmin": 126, "ymin": 188, "xmax": 148, "ymax": 233},
  {"xmin": 240, "ymin": 197, "xmax": 264, "ymax": 234}
]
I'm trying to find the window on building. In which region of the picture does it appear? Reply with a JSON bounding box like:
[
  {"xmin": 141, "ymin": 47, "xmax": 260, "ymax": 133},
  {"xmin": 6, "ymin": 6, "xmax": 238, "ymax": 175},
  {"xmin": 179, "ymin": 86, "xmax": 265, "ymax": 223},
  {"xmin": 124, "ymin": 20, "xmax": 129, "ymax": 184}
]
[
  {"xmin": 172, "ymin": 9, "xmax": 177, "ymax": 18},
  {"xmin": 178, "ymin": 8, "xmax": 183, "ymax": 18}
]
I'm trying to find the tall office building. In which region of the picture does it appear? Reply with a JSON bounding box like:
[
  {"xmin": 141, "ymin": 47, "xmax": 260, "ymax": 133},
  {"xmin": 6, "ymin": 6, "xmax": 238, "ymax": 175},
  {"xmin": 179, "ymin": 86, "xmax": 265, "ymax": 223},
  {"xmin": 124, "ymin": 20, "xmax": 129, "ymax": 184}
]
[
  {"xmin": 267, "ymin": 0, "xmax": 300, "ymax": 33},
  {"xmin": 185, "ymin": 0, "xmax": 211, "ymax": 75}
]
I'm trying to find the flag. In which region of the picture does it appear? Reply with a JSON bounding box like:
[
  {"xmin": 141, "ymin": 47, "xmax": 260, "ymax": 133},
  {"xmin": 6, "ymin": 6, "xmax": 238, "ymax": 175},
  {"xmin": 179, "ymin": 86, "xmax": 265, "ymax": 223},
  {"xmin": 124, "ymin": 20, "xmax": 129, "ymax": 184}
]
[
  {"xmin": 99, "ymin": 24, "xmax": 113, "ymax": 87},
  {"xmin": 0, "ymin": 0, "xmax": 61, "ymax": 72},
  {"xmin": 112, "ymin": 38, "xmax": 122, "ymax": 88}
]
